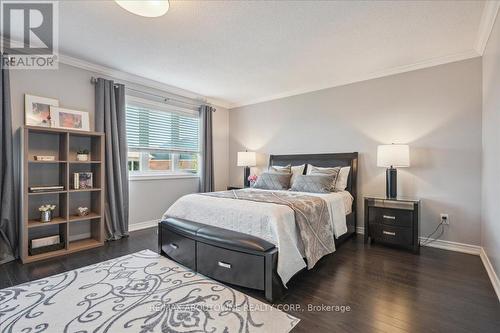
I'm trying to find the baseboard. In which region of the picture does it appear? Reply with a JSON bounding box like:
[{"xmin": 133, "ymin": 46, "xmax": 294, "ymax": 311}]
[
  {"xmin": 419, "ymin": 237, "xmax": 481, "ymax": 255},
  {"xmin": 480, "ymin": 248, "xmax": 500, "ymax": 302},
  {"xmin": 69, "ymin": 221, "xmax": 158, "ymax": 241},
  {"xmin": 356, "ymin": 226, "xmax": 480, "ymax": 255},
  {"xmin": 129, "ymin": 219, "xmax": 160, "ymax": 232}
]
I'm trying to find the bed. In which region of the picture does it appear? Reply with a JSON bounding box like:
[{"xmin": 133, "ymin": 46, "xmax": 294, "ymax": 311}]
[{"xmin": 159, "ymin": 152, "xmax": 358, "ymax": 301}]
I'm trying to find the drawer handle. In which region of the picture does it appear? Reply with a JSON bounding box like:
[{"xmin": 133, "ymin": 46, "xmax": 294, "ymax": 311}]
[
  {"xmin": 218, "ymin": 261, "xmax": 232, "ymax": 269},
  {"xmin": 383, "ymin": 215, "xmax": 396, "ymax": 220},
  {"xmin": 383, "ymin": 231, "xmax": 396, "ymax": 236},
  {"xmin": 169, "ymin": 243, "xmax": 178, "ymax": 250}
]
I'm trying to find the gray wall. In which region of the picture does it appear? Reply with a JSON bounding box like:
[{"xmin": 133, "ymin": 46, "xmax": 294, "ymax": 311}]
[
  {"xmin": 229, "ymin": 58, "xmax": 482, "ymax": 246},
  {"xmin": 482, "ymin": 15, "xmax": 500, "ymax": 277},
  {"xmin": 9, "ymin": 63, "xmax": 229, "ymax": 232}
]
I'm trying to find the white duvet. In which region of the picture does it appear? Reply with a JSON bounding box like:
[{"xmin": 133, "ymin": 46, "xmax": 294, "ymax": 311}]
[{"xmin": 163, "ymin": 188, "xmax": 353, "ymax": 285}]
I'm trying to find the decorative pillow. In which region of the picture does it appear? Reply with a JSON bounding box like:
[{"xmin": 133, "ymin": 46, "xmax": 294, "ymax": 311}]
[
  {"xmin": 291, "ymin": 164, "xmax": 306, "ymax": 184},
  {"xmin": 253, "ymin": 172, "xmax": 292, "ymax": 190},
  {"xmin": 335, "ymin": 166, "xmax": 351, "ymax": 191},
  {"xmin": 270, "ymin": 164, "xmax": 305, "ymax": 187},
  {"xmin": 269, "ymin": 165, "xmax": 292, "ymax": 173},
  {"xmin": 306, "ymin": 165, "xmax": 341, "ymax": 191},
  {"xmin": 291, "ymin": 175, "xmax": 336, "ymax": 193}
]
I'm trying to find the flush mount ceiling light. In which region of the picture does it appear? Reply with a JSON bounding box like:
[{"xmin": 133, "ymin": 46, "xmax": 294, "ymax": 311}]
[{"xmin": 115, "ymin": 0, "xmax": 169, "ymax": 18}]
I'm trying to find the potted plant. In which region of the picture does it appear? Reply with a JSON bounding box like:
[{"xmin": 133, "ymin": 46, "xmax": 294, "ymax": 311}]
[
  {"xmin": 39, "ymin": 204, "xmax": 56, "ymax": 222},
  {"xmin": 76, "ymin": 149, "xmax": 89, "ymax": 161}
]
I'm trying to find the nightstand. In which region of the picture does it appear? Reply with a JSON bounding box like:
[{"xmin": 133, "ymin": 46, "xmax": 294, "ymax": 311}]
[{"xmin": 364, "ymin": 196, "xmax": 420, "ymax": 254}]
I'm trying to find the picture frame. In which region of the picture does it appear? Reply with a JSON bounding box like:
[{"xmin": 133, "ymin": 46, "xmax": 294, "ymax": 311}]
[
  {"xmin": 50, "ymin": 107, "xmax": 90, "ymax": 131},
  {"xmin": 24, "ymin": 94, "xmax": 59, "ymax": 127}
]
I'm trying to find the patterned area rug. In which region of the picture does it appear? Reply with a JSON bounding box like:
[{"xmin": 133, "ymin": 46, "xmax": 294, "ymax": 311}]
[{"xmin": 0, "ymin": 250, "xmax": 299, "ymax": 333}]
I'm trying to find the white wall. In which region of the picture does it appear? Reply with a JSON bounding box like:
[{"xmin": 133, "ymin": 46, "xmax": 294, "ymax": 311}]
[
  {"xmin": 482, "ymin": 14, "xmax": 500, "ymax": 278},
  {"xmin": 9, "ymin": 63, "xmax": 229, "ymax": 231},
  {"xmin": 229, "ymin": 58, "xmax": 482, "ymax": 246}
]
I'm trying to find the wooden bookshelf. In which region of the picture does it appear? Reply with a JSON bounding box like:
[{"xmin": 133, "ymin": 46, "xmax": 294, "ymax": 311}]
[{"xmin": 21, "ymin": 126, "xmax": 105, "ymax": 263}]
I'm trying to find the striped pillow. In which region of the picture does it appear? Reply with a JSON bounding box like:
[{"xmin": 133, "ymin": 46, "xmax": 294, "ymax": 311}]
[
  {"xmin": 269, "ymin": 165, "xmax": 292, "ymax": 173},
  {"xmin": 306, "ymin": 165, "xmax": 341, "ymax": 191}
]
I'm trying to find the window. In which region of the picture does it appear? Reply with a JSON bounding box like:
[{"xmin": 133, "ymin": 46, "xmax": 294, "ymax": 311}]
[{"xmin": 126, "ymin": 98, "xmax": 200, "ymax": 178}]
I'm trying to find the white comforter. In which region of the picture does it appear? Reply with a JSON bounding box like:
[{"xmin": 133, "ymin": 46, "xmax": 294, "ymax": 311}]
[{"xmin": 163, "ymin": 188, "xmax": 353, "ymax": 285}]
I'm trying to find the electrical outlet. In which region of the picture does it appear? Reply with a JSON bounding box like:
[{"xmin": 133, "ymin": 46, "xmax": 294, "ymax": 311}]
[{"xmin": 440, "ymin": 214, "xmax": 449, "ymax": 225}]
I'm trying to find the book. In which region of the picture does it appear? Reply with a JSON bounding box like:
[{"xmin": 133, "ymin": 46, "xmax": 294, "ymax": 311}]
[
  {"xmin": 29, "ymin": 185, "xmax": 64, "ymax": 193},
  {"xmin": 73, "ymin": 172, "xmax": 93, "ymax": 189},
  {"xmin": 73, "ymin": 173, "xmax": 79, "ymax": 190},
  {"xmin": 34, "ymin": 155, "xmax": 56, "ymax": 161}
]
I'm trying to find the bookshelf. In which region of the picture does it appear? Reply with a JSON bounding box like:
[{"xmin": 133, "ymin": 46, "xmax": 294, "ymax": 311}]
[{"xmin": 21, "ymin": 125, "xmax": 105, "ymax": 263}]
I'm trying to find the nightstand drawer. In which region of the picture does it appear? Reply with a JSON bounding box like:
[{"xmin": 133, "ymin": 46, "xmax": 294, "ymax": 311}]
[
  {"xmin": 369, "ymin": 207, "xmax": 413, "ymax": 228},
  {"xmin": 371, "ymin": 224, "xmax": 413, "ymax": 246}
]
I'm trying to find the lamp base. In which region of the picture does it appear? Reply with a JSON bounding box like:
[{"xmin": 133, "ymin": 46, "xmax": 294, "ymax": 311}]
[
  {"xmin": 243, "ymin": 166, "xmax": 250, "ymax": 188},
  {"xmin": 386, "ymin": 167, "xmax": 397, "ymax": 198}
]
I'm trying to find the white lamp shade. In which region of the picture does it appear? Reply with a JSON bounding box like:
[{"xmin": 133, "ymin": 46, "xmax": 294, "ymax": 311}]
[
  {"xmin": 377, "ymin": 144, "xmax": 410, "ymax": 168},
  {"xmin": 115, "ymin": 0, "xmax": 170, "ymax": 17},
  {"xmin": 237, "ymin": 151, "xmax": 257, "ymax": 167}
]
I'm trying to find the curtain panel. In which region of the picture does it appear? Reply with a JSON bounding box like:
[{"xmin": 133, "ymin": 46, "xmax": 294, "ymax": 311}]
[
  {"xmin": 200, "ymin": 105, "xmax": 215, "ymax": 192},
  {"xmin": 0, "ymin": 56, "xmax": 17, "ymax": 264},
  {"xmin": 95, "ymin": 78, "xmax": 129, "ymax": 240}
]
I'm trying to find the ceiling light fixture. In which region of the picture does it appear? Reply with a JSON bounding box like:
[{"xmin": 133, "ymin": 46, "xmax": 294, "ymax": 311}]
[{"xmin": 115, "ymin": 0, "xmax": 169, "ymax": 18}]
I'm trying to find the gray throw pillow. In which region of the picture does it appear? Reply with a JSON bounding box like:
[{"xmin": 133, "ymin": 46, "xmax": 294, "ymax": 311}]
[
  {"xmin": 307, "ymin": 165, "xmax": 341, "ymax": 191},
  {"xmin": 253, "ymin": 172, "xmax": 292, "ymax": 190},
  {"xmin": 291, "ymin": 175, "xmax": 336, "ymax": 193}
]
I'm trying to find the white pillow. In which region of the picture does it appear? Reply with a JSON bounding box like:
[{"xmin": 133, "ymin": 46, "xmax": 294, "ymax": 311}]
[{"xmin": 335, "ymin": 166, "xmax": 351, "ymax": 191}]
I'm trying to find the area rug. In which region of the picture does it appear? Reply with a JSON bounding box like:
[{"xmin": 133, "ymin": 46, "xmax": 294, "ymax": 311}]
[{"xmin": 0, "ymin": 249, "xmax": 299, "ymax": 333}]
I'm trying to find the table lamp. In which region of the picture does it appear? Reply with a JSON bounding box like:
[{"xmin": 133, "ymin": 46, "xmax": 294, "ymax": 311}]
[
  {"xmin": 377, "ymin": 144, "xmax": 410, "ymax": 198},
  {"xmin": 237, "ymin": 151, "xmax": 256, "ymax": 187}
]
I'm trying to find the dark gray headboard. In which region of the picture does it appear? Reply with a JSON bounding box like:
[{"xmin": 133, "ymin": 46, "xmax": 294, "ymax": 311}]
[
  {"xmin": 269, "ymin": 152, "xmax": 358, "ymax": 204},
  {"xmin": 269, "ymin": 152, "xmax": 359, "ymax": 237}
]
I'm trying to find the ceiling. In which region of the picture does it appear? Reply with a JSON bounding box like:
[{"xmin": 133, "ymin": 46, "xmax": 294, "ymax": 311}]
[{"xmin": 52, "ymin": 1, "xmax": 495, "ymax": 107}]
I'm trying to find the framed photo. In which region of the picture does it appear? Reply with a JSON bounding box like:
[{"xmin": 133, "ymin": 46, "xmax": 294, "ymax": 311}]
[
  {"xmin": 25, "ymin": 94, "xmax": 59, "ymax": 127},
  {"xmin": 50, "ymin": 107, "xmax": 90, "ymax": 131}
]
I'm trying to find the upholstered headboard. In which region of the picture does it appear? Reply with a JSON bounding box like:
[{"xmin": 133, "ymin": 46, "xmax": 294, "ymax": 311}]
[
  {"xmin": 269, "ymin": 152, "xmax": 358, "ymax": 236},
  {"xmin": 269, "ymin": 152, "xmax": 358, "ymax": 199}
]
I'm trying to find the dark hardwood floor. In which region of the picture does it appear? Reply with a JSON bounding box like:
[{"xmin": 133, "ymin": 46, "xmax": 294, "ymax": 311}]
[{"xmin": 1, "ymin": 228, "xmax": 499, "ymax": 332}]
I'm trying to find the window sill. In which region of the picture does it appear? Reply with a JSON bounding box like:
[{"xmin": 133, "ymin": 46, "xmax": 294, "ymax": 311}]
[{"xmin": 128, "ymin": 173, "xmax": 200, "ymax": 181}]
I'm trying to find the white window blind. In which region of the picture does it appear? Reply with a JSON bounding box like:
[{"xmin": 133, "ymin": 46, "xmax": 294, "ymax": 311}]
[{"xmin": 126, "ymin": 105, "xmax": 200, "ymax": 153}]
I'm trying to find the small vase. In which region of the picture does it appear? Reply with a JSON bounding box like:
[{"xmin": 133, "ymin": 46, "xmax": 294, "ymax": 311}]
[
  {"xmin": 40, "ymin": 210, "xmax": 52, "ymax": 223},
  {"xmin": 77, "ymin": 154, "xmax": 89, "ymax": 161}
]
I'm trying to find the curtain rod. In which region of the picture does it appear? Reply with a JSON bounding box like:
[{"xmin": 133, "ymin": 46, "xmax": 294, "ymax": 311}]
[{"xmin": 90, "ymin": 76, "xmax": 214, "ymax": 110}]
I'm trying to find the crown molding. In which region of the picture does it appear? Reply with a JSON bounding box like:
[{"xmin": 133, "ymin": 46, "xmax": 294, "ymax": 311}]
[
  {"xmin": 232, "ymin": 49, "xmax": 480, "ymax": 108},
  {"xmin": 1, "ymin": 34, "xmax": 232, "ymax": 109},
  {"xmin": 475, "ymin": 1, "xmax": 500, "ymax": 55},
  {"xmin": 58, "ymin": 54, "xmax": 234, "ymax": 109}
]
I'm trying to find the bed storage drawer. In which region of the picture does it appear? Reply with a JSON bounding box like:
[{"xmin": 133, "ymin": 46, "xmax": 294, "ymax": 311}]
[
  {"xmin": 160, "ymin": 227, "xmax": 196, "ymax": 269},
  {"xmin": 196, "ymin": 242, "xmax": 265, "ymax": 290}
]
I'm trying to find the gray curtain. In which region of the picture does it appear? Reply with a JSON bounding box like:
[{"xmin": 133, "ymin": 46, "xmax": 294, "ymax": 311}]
[
  {"xmin": 95, "ymin": 78, "xmax": 129, "ymax": 240},
  {"xmin": 0, "ymin": 56, "xmax": 17, "ymax": 264},
  {"xmin": 200, "ymin": 105, "xmax": 215, "ymax": 192}
]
